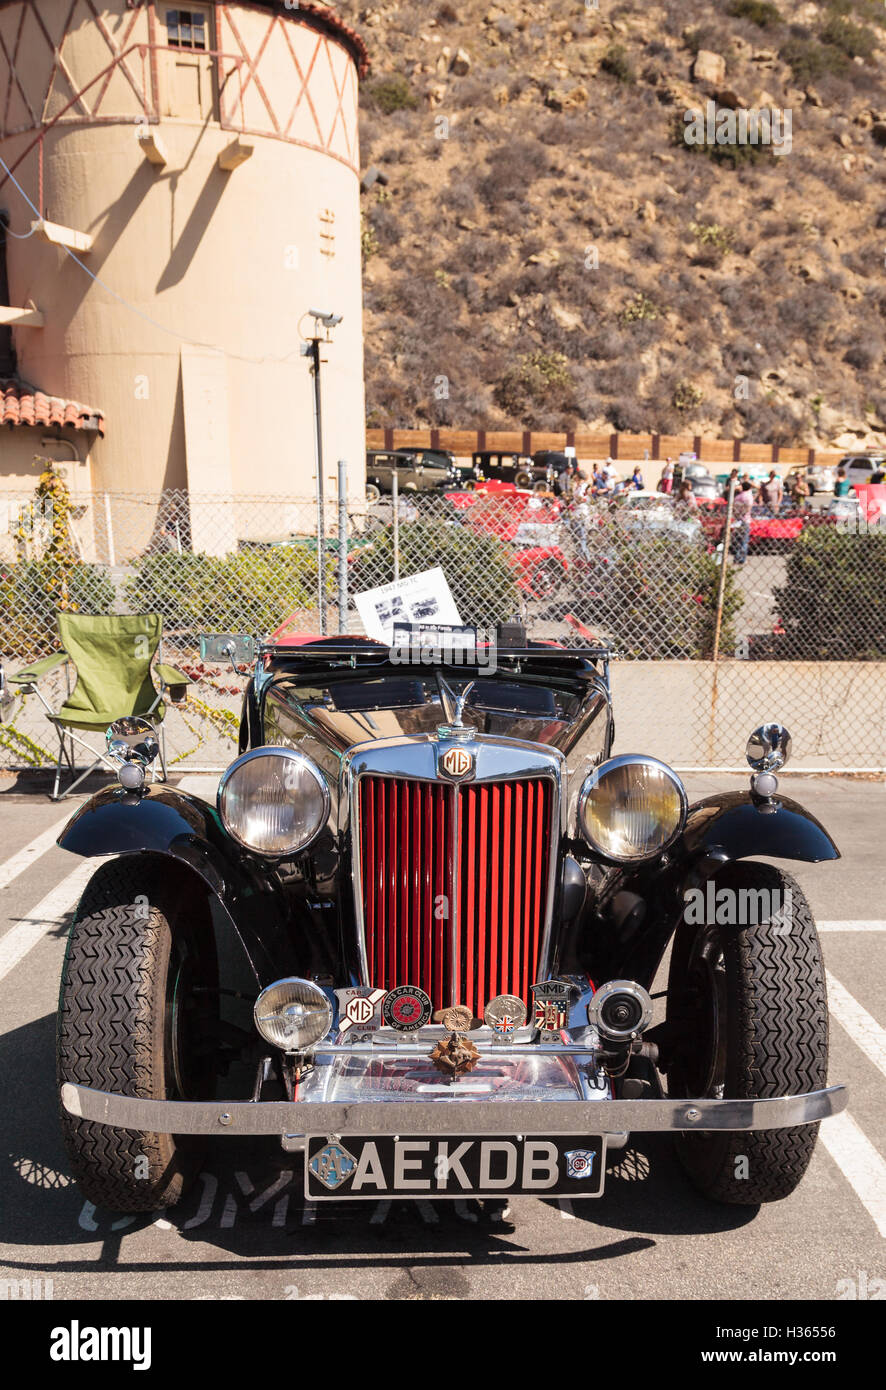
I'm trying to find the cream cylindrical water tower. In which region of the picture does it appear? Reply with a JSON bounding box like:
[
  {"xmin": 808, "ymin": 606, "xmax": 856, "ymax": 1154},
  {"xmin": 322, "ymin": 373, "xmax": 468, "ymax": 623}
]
[{"xmin": 0, "ymin": 0, "xmax": 368, "ymax": 538}]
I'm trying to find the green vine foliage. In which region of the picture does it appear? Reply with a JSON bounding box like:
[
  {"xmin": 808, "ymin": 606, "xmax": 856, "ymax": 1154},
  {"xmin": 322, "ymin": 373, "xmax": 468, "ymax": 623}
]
[{"xmin": 1, "ymin": 461, "xmax": 117, "ymax": 659}]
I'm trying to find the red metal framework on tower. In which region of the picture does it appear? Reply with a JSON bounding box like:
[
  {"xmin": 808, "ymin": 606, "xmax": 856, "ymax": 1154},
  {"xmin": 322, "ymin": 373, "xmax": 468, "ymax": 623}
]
[{"xmin": 0, "ymin": 0, "xmax": 364, "ymax": 211}]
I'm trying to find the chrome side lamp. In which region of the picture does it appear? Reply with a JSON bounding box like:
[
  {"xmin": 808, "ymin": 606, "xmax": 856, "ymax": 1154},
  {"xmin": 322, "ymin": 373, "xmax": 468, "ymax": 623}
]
[
  {"xmin": 746, "ymin": 722, "xmax": 791, "ymax": 799},
  {"xmin": 106, "ymin": 716, "xmax": 159, "ymax": 792}
]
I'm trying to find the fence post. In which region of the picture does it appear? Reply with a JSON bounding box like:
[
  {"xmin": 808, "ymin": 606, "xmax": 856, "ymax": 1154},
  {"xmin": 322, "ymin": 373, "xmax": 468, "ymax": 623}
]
[
  {"xmin": 708, "ymin": 476, "xmax": 736, "ymax": 763},
  {"xmin": 103, "ymin": 491, "xmax": 116, "ymax": 567},
  {"xmin": 392, "ymin": 468, "xmax": 400, "ymax": 583},
  {"xmin": 337, "ymin": 458, "xmax": 348, "ymax": 635}
]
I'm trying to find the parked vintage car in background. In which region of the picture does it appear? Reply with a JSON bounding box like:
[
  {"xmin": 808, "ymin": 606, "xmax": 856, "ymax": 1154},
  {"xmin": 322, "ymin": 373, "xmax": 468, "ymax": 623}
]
[
  {"xmin": 698, "ymin": 498, "xmax": 806, "ymax": 553},
  {"xmin": 472, "ymin": 450, "xmax": 571, "ymax": 492},
  {"xmin": 56, "ymin": 631, "xmax": 845, "ymax": 1214},
  {"xmin": 366, "ymin": 449, "xmax": 463, "ymax": 501}
]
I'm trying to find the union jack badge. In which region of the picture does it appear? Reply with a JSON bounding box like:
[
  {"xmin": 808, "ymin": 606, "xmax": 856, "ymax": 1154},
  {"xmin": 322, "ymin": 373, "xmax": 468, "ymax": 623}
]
[
  {"xmin": 484, "ymin": 993, "xmax": 527, "ymax": 1038},
  {"xmin": 565, "ymin": 1148, "xmax": 596, "ymax": 1180},
  {"xmin": 532, "ymin": 980, "xmax": 570, "ymax": 1040}
]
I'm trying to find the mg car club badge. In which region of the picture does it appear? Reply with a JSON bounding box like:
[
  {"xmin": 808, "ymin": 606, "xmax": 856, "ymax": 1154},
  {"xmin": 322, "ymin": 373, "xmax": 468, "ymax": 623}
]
[
  {"xmin": 532, "ymin": 980, "xmax": 571, "ymax": 1040},
  {"xmin": 382, "ymin": 985, "xmax": 433, "ymax": 1033},
  {"xmin": 565, "ymin": 1148, "xmax": 597, "ymax": 1180},
  {"xmin": 440, "ymin": 745, "xmax": 473, "ymax": 778},
  {"xmin": 335, "ymin": 986, "xmax": 386, "ymax": 1036},
  {"xmin": 484, "ymin": 993, "xmax": 527, "ymax": 1038}
]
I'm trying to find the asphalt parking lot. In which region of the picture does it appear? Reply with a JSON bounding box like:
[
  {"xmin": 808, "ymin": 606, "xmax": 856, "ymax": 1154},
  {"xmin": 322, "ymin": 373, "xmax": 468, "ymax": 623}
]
[{"xmin": 0, "ymin": 771, "xmax": 883, "ymax": 1302}]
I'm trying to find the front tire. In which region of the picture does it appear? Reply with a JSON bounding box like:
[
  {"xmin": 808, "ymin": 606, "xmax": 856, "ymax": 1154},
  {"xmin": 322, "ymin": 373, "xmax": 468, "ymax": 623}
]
[
  {"xmin": 666, "ymin": 861, "xmax": 828, "ymax": 1205},
  {"xmin": 58, "ymin": 858, "xmax": 219, "ymax": 1212}
]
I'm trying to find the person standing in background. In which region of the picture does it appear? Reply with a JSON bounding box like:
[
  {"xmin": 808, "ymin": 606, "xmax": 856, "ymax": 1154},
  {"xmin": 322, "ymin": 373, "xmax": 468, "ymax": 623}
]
[
  {"xmin": 760, "ymin": 469, "xmax": 784, "ymax": 514},
  {"xmin": 659, "ymin": 459, "xmax": 674, "ymax": 494},
  {"xmin": 730, "ymin": 476, "xmax": 754, "ymax": 565},
  {"xmin": 834, "ymin": 468, "xmax": 851, "ymax": 498}
]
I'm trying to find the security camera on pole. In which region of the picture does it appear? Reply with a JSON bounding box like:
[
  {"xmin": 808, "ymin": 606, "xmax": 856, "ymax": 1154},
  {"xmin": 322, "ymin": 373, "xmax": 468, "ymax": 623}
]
[{"xmin": 301, "ymin": 311, "xmax": 343, "ymax": 635}]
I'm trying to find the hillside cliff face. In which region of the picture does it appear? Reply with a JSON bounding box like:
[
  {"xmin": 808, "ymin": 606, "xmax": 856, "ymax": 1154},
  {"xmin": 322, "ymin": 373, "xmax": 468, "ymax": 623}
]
[{"xmin": 334, "ymin": 0, "xmax": 886, "ymax": 449}]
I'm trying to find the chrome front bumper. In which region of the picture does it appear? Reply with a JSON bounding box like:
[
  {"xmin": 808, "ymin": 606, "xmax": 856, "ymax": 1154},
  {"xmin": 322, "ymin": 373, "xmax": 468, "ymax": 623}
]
[{"xmin": 60, "ymin": 1082, "xmax": 847, "ymax": 1137}]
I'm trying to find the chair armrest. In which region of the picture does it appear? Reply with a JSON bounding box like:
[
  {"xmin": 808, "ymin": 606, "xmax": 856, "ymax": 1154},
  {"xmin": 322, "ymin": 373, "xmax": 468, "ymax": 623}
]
[
  {"xmin": 155, "ymin": 663, "xmax": 191, "ymax": 704},
  {"xmin": 8, "ymin": 651, "xmax": 69, "ymax": 685},
  {"xmin": 155, "ymin": 663, "xmax": 191, "ymax": 688}
]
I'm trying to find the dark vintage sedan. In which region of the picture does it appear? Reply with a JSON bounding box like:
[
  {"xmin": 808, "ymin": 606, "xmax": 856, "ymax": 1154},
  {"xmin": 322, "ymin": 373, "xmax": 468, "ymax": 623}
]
[
  {"xmin": 366, "ymin": 449, "xmax": 462, "ymax": 501},
  {"xmin": 56, "ymin": 631, "xmax": 845, "ymax": 1213}
]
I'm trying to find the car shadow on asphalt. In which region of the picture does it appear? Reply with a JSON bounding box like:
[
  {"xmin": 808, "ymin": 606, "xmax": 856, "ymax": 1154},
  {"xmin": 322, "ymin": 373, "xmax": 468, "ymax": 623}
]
[{"xmin": 1, "ymin": 1012, "xmax": 753, "ymax": 1284}]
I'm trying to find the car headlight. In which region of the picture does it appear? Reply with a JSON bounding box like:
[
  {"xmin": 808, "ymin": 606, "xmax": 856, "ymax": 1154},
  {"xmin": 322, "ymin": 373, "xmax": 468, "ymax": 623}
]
[
  {"xmin": 578, "ymin": 754, "xmax": 687, "ymax": 863},
  {"xmin": 254, "ymin": 977, "xmax": 332, "ymax": 1051},
  {"xmin": 218, "ymin": 747, "xmax": 330, "ymax": 856}
]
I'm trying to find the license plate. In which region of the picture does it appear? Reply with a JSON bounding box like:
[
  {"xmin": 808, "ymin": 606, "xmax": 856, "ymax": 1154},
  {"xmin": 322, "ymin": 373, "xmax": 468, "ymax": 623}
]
[{"xmin": 305, "ymin": 1135, "xmax": 605, "ymax": 1200}]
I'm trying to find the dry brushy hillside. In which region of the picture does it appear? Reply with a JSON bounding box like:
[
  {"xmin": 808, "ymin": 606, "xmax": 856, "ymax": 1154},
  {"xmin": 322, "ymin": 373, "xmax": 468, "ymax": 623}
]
[{"xmin": 336, "ymin": 0, "xmax": 886, "ymax": 448}]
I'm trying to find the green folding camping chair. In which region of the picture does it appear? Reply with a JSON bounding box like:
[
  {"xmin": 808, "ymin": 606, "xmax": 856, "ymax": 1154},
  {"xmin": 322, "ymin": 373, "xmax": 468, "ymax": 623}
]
[{"xmin": 8, "ymin": 613, "xmax": 190, "ymax": 799}]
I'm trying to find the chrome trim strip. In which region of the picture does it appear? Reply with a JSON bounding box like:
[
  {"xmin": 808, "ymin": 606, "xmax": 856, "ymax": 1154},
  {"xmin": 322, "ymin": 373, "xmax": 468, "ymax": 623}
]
[
  {"xmin": 61, "ymin": 1082, "xmax": 848, "ymax": 1136},
  {"xmin": 343, "ymin": 734, "xmax": 566, "ymax": 1003}
]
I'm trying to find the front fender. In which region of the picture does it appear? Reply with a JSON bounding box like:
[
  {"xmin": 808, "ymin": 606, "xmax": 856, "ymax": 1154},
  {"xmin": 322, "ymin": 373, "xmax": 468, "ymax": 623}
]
[
  {"xmin": 58, "ymin": 783, "xmax": 232, "ymax": 890},
  {"xmin": 57, "ymin": 784, "xmax": 288, "ymax": 985},
  {"xmin": 587, "ymin": 790, "xmax": 839, "ymax": 989},
  {"xmin": 681, "ymin": 791, "xmax": 840, "ymax": 872}
]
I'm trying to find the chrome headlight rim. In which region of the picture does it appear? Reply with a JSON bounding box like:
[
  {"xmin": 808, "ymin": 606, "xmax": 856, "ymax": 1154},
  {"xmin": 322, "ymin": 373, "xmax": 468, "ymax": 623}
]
[
  {"xmin": 217, "ymin": 746, "xmax": 331, "ymax": 858},
  {"xmin": 577, "ymin": 753, "xmax": 688, "ymax": 864}
]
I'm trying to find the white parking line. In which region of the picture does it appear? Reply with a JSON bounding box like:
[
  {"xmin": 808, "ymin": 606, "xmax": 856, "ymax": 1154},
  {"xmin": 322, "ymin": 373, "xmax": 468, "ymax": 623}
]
[
  {"xmin": 0, "ymin": 813, "xmax": 72, "ymax": 892},
  {"xmin": 827, "ymin": 972, "xmax": 886, "ymax": 1082},
  {"xmin": 818, "ymin": 1111, "xmax": 886, "ymax": 1238},
  {"xmin": 0, "ymin": 857, "xmax": 104, "ymax": 981},
  {"xmin": 819, "ymin": 921, "xmax": 886, "ymax": 933}
]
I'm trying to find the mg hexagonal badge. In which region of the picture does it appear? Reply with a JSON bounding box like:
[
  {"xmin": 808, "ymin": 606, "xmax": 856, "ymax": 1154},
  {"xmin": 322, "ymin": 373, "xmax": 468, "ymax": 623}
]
[{"xmin": 440, "ymin": 746, "xmax": 473, "ymax": 779}]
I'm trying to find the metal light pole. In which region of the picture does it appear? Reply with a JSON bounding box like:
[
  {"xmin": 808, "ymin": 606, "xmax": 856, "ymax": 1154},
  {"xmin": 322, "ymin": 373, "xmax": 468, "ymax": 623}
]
[{"xmin": 302, "ymin": 310, "xmax": 342, "ymax": 636}]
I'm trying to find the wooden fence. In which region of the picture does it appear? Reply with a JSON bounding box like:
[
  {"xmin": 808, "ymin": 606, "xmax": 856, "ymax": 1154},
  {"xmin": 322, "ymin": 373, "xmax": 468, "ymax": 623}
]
[{"xmin": 366, "ymin": 427, "xmax": 844, "ymax": 469}]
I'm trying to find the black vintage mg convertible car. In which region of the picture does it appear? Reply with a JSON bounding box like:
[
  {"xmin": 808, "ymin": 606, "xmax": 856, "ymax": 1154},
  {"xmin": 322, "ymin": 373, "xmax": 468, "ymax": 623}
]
[{"xmin": 56, "ymin": 628, "xmax": 846, "ymax": 1211}]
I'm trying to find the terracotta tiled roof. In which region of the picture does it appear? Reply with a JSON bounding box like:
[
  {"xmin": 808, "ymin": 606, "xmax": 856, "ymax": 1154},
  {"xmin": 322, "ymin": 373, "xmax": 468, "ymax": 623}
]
[{"xmin": 0, "ymin": 379, "xmax": 105, "ymax": 435}]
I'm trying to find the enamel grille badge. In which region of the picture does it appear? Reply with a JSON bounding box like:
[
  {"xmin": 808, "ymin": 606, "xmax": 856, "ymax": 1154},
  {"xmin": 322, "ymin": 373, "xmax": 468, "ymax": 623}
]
[
  {"xmin": 440, "ymin": 746, "xmax": 473, "ymax": 778},
  {"xmin": 382, "ymin": 985, "xmax": 433, "ymax": 1032},
  {"xmin": 532, "ymin": 980, "xmax": 571, "ymax": 1040}
]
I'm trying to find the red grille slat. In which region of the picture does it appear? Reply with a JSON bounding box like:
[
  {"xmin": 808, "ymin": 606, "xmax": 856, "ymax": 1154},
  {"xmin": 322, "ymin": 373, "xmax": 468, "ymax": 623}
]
[{"xmin": 358, "ymin": 774, "xmax": 552, "ymax": 1017}]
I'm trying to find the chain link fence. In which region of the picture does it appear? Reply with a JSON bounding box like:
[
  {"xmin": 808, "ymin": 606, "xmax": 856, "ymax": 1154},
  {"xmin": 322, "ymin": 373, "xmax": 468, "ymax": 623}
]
[{"xmin": 1, "ymin": 484, "xmax": 885, "ymax": 773}]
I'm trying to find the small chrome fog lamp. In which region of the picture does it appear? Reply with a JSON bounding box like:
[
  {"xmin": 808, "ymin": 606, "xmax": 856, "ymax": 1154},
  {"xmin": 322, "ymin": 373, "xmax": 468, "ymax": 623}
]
[
  {"xmin": 106, "ymin": 716, "xmax": 159, "ymax": 791},
  {"xmin": 254, "ymin": 977, "xmax": 332, "ymax": 1052},
  {"xmin": 746, "ymin": 722, "xmax": 791, "ymax": 797}
]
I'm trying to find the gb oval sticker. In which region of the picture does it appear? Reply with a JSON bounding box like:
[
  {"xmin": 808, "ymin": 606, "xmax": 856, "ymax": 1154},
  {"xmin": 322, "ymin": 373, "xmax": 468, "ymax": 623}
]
[{"xmin": 440, "ymin": 746, "xmax": 473, "ymax": 778}]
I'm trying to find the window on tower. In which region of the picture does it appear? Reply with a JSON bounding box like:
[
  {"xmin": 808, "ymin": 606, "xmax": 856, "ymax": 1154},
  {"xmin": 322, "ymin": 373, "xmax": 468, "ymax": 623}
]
[{"xmin": 166, "ymin": 9, "xmax": 207, "ymax": 50}]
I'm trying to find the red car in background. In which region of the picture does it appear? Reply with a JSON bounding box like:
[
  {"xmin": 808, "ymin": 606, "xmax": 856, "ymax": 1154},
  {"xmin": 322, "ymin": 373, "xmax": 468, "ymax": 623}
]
[
  {"xmin": 446, "ymin": 483, "xmax": 570, "ymax": 599},
  {"xmin": 698, "ymin": 498, "xmax": 806, "ymax": 553}
]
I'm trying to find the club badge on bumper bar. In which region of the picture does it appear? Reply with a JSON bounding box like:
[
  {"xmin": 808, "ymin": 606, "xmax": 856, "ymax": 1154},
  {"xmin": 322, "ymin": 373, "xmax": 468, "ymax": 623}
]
[{"xmin": 532, "ymin": 980, "xmax": 571, "ymax": 1041}]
